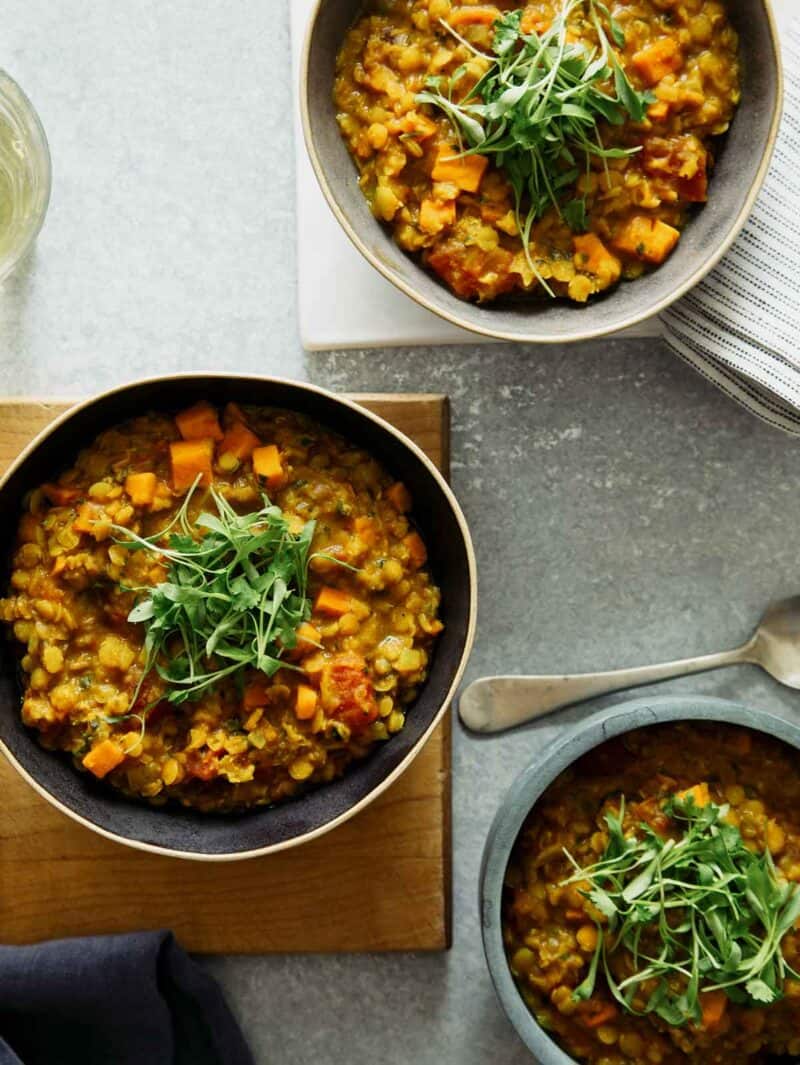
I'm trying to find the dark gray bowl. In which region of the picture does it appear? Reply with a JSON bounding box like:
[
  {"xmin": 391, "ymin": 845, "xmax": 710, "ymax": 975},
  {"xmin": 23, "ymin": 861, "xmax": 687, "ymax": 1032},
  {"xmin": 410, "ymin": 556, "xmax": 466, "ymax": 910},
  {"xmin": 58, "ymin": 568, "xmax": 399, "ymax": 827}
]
[
  {"xmin": 0, "ymin": 374, "xmax": 476, "ymax": 860},
  {"xmin": 480, "ymin": 695, "xmax": 800, "ymax": 1063},
  {"xmin": 301, "ymin": 1, "xmax": 783, "ymax": 344}
]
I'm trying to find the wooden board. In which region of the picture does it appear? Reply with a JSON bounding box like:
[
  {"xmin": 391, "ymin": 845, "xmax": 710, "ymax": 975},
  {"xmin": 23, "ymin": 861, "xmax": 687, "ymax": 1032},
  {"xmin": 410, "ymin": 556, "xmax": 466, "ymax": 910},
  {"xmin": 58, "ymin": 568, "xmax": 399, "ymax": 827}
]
[{"xmin": 0, "ymin": 394, "xmax": 452, "ymax": 953}]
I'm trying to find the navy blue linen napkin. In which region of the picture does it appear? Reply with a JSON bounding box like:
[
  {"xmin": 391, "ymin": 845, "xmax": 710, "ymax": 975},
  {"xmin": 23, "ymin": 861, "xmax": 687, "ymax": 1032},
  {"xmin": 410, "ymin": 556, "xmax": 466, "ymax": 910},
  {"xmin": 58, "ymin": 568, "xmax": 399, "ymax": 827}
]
[{"xmin": 0, "ymin": 930, "xmax": 254, "ymax": 1065}]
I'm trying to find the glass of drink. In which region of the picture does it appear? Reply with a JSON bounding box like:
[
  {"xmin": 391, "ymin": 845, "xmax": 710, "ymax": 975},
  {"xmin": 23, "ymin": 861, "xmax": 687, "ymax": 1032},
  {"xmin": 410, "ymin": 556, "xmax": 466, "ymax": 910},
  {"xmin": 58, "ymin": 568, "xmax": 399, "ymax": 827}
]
[{"xmin": 0, "ymin": 70, "xmax": 51, "ymax": 283}]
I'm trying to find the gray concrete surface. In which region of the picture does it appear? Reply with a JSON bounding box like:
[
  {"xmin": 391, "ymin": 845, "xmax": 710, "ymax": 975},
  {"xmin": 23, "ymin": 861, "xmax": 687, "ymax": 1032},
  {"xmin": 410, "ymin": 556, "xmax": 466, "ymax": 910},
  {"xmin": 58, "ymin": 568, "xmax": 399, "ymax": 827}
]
[{"xmin": 3, "ymin": 4, "xmax": 800, "ymax": 1064}]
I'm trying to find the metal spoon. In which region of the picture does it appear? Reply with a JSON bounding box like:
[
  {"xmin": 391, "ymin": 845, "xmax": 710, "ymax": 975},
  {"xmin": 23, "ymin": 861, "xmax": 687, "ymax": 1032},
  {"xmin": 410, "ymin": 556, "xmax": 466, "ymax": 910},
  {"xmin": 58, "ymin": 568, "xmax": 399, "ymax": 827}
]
[{"xmin": 459, "ymin": 596, "xmax": 800, "ymax": 733}]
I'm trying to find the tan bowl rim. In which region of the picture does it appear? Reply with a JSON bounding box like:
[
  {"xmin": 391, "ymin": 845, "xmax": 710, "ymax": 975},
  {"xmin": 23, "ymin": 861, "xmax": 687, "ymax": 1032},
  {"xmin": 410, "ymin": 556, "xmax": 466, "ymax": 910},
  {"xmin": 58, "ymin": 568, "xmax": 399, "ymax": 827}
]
[
  {"xmin": 0, "ymin": 373, "xmax": 478, "ymax": 862},
  {"xmin": 300, "ymin": 0, "xmax": 784, "ymax": 344}
]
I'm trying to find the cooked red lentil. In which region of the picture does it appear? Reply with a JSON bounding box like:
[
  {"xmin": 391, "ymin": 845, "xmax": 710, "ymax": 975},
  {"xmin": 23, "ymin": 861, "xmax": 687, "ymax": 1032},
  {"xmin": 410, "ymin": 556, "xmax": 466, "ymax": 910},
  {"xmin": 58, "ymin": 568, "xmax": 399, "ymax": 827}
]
[
  {"xmin": 503, "ymin": 723, "xmax": 800, "ymax": 1064},
  {"xmin": 0, "ymin": 402, "xmax": 443, "ymax": 812},
  {"xmin": 334, "ymin": 0, "xmax": 740, "ymax": 302}
]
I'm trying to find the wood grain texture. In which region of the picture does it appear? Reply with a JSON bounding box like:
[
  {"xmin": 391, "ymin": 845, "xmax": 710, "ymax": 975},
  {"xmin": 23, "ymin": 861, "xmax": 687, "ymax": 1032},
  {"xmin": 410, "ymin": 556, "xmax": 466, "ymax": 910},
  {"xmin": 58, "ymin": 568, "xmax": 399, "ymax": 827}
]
[{"xmin": 0, "ymin": 394, "xmax": 452, "ymax": 953}]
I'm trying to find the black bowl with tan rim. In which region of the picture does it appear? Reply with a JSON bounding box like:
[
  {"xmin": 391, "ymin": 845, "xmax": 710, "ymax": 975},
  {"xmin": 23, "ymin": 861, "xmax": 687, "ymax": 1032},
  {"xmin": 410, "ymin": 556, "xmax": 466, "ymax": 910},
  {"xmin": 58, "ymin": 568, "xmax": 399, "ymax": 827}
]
[
  {"xmin": 301, "ymin": 0, "xmax": 783, "ymax": 344},
  {"xmin": 0, "ymin": 375, "xmax": 476, "ymax": 860}
]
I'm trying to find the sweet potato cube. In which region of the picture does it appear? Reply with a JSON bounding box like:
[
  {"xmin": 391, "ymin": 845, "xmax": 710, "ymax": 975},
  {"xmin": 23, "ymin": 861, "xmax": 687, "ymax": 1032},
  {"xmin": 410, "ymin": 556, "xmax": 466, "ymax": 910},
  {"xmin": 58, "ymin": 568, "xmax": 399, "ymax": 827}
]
[
  {"xmin": 252, "ymin": 444, "xmax": 284, "ymax": 488},
  {"xmin": 73, "ymin": 502, "xmax": 104, "ymax": 534},
  {"xmin": 677, "ymin": 783, "xmax": 711, "ymax": 808},
  {"xmin": 431, "ymin": 146, "xmax": 489, "ymax": 193},
  {"xmin": 314, "ymin": 587, "xmax": 352, "ymax": 617},
  {"xmin": 385, "ymin": 482, "xmax": 412, "ymax": 513},
  {"xmin": 125, "ymin": 472, "xmax": 157, "ymax": 507},
  {"xmin": 218, "ymin": 422, "xmax": 262, "ymax": 466},
  {"xmin": 175, "ymin": 401, "xmax": 223, "ymax": 441},
  {"xmin": 572, "ymin": 233, "xmax": 621, "ymax": 282},
  {"xmin": 353, "ymin": 516, "xmax": 378, "ymax": 547},
  {"xmin": 700, "ymin": 990, "xmax": 728, "ymax": 1031},
  {"xmin": 612, "ymin": 215, "xmax": 680, "ymax": 264},
  {"xmin": 170, "ymin": 438, "xmax": 214, "ymax": 491},
  {"xmin": 223, "ymin": 401, "xmax": 248, "ymax": 426},
  {"xmin": 243, "ymin": 677, "xmax": 270, "ymax": 710},
  {"xmin": 632, "ymin": 38, "xmax": 683, "ymax": 86},
  {"xmin": 82, "ymin": 739, "xmax": 126, "ymax": 779},
  {"xmin": 295, "ymin": 684, "xmax": 318, "ymax": 721},
  {"xmin": 404, "ymin": 531, "xmax": 428, "ymax": 570}
]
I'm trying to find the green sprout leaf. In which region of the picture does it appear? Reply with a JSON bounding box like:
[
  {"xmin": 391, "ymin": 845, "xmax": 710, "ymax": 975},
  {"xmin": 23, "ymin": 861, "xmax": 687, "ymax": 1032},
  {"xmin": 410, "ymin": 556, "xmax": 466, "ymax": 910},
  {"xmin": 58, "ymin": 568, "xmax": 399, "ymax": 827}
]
[
  {"xmin": 110, "ymin": 482, "xmax": 348, "ymax": 720},
  {"xmin": 561, "ymin": 791, "xmax": 800, "ymax": 1026},
  {"xmin": 416, "ymin": 0, "xmax": 651, "ymax": 294}
]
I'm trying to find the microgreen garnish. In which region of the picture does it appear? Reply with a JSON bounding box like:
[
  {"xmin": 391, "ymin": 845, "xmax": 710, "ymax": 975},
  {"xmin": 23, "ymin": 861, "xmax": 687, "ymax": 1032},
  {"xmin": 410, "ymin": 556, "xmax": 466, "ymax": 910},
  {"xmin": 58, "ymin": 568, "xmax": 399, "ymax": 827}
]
[
  {"xmin": 562, "ymin": 794, "xmax": 800, "ymax": 1027},
  {"xmin": 416, "ymin": 0, "xmax": 653, "ymax": 290},
  {"xmin": 114, "ymin": 484, "xmax": 322, "ymax": 714}
]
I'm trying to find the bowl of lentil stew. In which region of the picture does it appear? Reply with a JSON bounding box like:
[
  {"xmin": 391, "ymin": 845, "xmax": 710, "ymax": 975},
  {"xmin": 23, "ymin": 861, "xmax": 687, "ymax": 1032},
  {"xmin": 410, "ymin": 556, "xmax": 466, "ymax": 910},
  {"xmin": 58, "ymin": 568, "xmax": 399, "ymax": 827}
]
[
  {"xmin": 481, "ymin": 696, "xmax": 800, "ymax": 1063},
  {"xmin": 302, "ymin": 0, "xmax": 782, "ymax": 342},
  {"xmin": 0, "ymin": 375, "xmax": 476, "ymax": 859}
]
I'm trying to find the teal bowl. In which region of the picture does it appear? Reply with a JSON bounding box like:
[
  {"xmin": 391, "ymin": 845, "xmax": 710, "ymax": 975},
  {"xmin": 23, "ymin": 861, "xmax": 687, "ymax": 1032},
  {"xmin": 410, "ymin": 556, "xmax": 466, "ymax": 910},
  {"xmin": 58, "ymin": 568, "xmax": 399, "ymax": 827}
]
[{"xmin": 479, "ymin": 695, "xmax": 800, "ymax": 1063}]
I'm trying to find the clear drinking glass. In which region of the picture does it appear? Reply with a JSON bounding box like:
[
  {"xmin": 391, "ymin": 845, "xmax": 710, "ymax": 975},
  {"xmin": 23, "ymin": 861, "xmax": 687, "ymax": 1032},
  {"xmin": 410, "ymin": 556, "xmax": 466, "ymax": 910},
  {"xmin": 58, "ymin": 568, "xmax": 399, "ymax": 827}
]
[{"xmin": 0, "ymin": 70, "xmax": 51, "ymax": 282}]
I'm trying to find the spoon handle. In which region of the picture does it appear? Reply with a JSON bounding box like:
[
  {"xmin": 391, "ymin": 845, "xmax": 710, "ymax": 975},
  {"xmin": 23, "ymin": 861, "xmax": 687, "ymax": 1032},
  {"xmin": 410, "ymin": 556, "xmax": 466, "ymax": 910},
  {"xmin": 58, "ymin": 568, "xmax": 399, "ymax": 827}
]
[{"xmin": 459, "ymin": 646, "xmax": 749, "ymax": 733}]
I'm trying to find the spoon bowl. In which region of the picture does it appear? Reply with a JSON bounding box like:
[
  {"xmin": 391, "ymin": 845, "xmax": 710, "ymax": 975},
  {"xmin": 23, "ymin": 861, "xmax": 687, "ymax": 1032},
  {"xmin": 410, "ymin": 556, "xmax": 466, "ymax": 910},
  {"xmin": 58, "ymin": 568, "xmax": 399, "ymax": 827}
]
[{"xmin": 460, "ymin": 596, "xmax": 800, "ymax": 734}]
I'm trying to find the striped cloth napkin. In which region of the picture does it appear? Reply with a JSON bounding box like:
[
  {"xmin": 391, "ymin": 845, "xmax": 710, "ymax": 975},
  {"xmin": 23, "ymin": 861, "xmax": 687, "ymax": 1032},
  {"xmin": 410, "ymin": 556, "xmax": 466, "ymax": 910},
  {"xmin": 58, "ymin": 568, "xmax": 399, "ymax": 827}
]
[{"xmin": 660, "ymin": 21, "xmax": 800, "ymax": 434}]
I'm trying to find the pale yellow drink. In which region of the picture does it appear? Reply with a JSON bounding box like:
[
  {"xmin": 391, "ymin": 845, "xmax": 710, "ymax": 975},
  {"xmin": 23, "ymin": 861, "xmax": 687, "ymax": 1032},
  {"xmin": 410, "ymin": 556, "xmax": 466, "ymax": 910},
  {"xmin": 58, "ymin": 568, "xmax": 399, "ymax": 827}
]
[{"xmin": 0, "ymin": 71, "xmax": 50, "ymax": 281}]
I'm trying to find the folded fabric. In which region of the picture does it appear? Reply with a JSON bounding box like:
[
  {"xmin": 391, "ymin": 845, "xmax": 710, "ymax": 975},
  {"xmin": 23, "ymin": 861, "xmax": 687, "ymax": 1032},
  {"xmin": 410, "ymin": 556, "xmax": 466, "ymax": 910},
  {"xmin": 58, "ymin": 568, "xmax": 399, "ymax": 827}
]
[
  {"xmin": 661, "ymin": 19, "xmax": 800, "ymax": 434},
  {"xmin": 0, "ymin": 931, "xmax": 254, "ymax": 1065}
]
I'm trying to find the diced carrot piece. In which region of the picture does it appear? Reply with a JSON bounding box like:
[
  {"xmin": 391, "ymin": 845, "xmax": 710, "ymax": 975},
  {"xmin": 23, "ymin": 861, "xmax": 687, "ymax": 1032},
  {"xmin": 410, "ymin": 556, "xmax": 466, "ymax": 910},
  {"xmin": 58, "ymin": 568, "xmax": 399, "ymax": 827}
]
[
  {"xmin": 354, "ymin": 516, "xmax": 378, "ymax": 547},
  {"xmin": 700, "ymin": 990, "xmax": 728, "ymax": 1031},
  {"xmin": 73, "ymin": 502, "xmax": 104, "ymax": 534},
  {"xmin": 386, "ymin": 481, "xmax": 412, "ymax": 513},
  {"xmin": 572, "ymin": 233, "xmax": 621, "ymax": 282},
  {"xmin": 404, "ymin": 531, "xmax": 428, "ymax": 570},
  {"xmin": 419, "ymin": 198, "xmax": 456, "ymax": 234},
  {"xmin": 678, "ymin": 783, "xmax": 711, "ymax": 808},
  {"xmin": 252, "ymin": 444, "xmax": 284, "ymax": 489},
  {"xmin": 218, "ymin": 422, "xmax": 262, "ymax": 466},
  {"xmin": 314, "ymin": 587, "xmax": 352, "ymax": 617},
  {"xmin": 175, "ymin": 401, "xmax": 224, "ymax": 442},
  {"xmin": 632, "ymin": 37, "xmax": 683, "ymax": 86},
  {"xmin": 170, "ymin": 438, "xmax": 214, "ymax": 491},
  {"xmin": 431, "ymin": 146, "xmax": 489, "ymax": 193},
  {"xmin": 124, "ymin": 472, "xmax": 157, "ymax": 507},
  {"xmin": 243, "ymin": 677, "xmax": 270, "ymax": 710},
  {"xmin": 51, "ymin": 556, "xmax": 67, "ymax": 576},
  {"xmin": 295, "ymin": 684, "xmax": 318, "ymax": 720},
  {"xmin": 612, "ymin": 215, "xmax": 680, "ymax": 264},
  {"xmin": 41, "ymin": 483, "xmax": 81, "ymax": 506},
  {"xmin": 82, "ymin": 738, "xmax": 126, "ymax": 779},
  {"xmin": 448, "ymin": 5, "xmax": 501, "ymax": 26},
  {"xmin": 648, "ymin": 100, "xmax": 670, "ymax": 121},
  {"xmin": 581, "ymin": 1002, "xmax": 618, "ymax": 1028}
]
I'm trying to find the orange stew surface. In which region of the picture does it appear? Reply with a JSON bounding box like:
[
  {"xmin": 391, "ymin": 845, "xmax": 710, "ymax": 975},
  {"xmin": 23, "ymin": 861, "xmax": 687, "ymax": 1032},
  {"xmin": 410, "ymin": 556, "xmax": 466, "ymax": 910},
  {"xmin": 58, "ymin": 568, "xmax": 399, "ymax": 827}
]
[
  {"xmin": 0, "ymin": 403, "xmax": 443, "ymax": 812},
  {"xmin": 334, "ymin": 0, "xmax": 740, "ymax": 302}
]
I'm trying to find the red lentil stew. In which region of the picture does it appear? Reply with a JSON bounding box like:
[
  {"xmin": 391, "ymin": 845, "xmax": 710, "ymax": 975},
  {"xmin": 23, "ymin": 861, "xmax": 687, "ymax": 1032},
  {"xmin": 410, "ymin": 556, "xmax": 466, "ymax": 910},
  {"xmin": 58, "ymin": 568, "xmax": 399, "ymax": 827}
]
[
  {"xmin": 503, "ymin": 723, "xmax": 800, "ymax": 1063},
  {"xmin": 334, "ymin": 0, "xmax": 740, "ymax": 303},
  {"xmin": 0, "ymin": 402, "xmax": 443, "ymax": 812}
]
